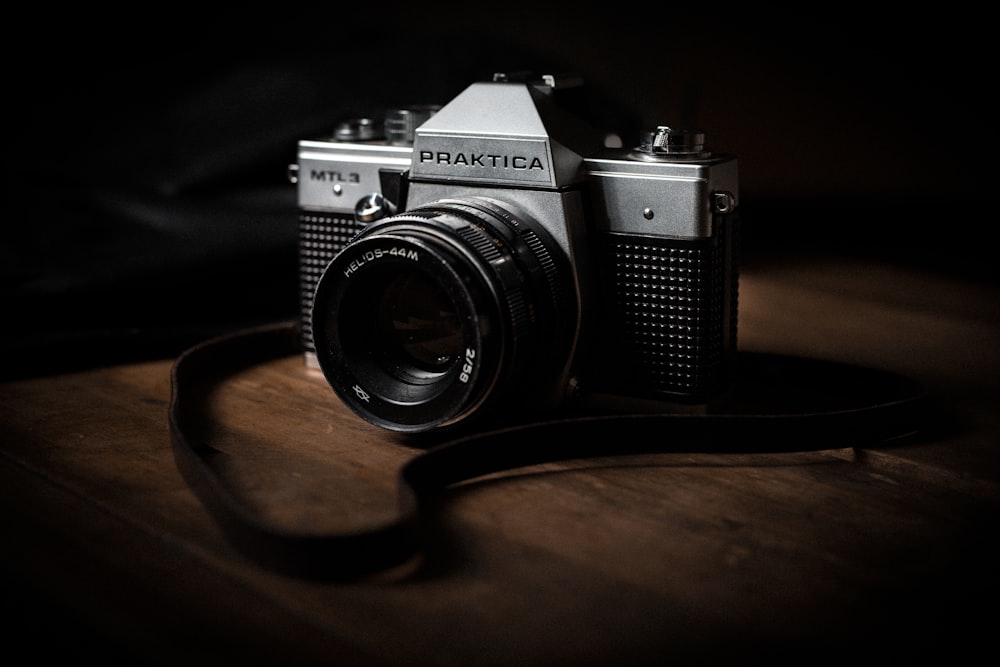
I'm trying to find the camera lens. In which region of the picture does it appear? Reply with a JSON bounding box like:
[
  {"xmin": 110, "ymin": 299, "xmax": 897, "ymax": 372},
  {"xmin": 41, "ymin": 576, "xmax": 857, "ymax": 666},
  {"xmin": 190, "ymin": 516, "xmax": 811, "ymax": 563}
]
[{"xmin": 311, "ymin": 197, "xmax": 576, "ymax": 433}]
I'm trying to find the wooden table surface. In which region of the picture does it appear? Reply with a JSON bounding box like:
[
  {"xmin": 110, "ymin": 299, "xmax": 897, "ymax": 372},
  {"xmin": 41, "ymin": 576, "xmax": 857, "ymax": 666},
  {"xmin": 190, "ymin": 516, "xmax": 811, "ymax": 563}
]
[{"xmin": 2, "ymin": 249, "xmax": 998, "ymax": 665}]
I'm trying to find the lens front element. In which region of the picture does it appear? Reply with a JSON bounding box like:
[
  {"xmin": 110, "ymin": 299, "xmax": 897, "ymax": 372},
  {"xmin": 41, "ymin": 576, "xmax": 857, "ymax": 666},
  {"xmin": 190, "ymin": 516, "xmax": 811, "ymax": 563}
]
[{"xmin": 374, "ymin": 269, "xmax": 463, "ymax": 378}]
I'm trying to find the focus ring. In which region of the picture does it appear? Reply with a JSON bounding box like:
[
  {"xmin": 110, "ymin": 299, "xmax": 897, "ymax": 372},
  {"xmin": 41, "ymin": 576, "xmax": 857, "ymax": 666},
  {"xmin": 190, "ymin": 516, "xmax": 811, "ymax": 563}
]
[
  {"xmin": 438, "ymin": 198, "xmax": 566, "ymax": 317},
  {"xmin": 439, "ymin": 209, "xmax": 533, "ymax": 341}
]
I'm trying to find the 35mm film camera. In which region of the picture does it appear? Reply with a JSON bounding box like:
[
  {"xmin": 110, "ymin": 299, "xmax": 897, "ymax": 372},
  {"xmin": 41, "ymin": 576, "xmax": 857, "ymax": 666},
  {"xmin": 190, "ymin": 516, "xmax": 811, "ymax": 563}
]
[{"xmin": 291, "ymin": 73, "xmax": 739, "ymax": 433}]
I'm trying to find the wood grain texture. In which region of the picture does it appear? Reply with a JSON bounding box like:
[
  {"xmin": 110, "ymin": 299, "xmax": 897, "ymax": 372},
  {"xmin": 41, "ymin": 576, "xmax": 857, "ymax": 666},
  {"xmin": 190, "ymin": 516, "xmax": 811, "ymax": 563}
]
[{"xmin": 2, "ymin": 252, "xmax": 998, "ymax": 665}]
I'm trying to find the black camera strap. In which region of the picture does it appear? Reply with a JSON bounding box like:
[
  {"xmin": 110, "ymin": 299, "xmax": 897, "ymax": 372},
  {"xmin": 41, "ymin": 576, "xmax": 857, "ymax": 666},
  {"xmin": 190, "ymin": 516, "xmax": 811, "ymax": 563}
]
[{"xmin": 168, "ymin": 321, "xmax": 931, "ymax": 581}]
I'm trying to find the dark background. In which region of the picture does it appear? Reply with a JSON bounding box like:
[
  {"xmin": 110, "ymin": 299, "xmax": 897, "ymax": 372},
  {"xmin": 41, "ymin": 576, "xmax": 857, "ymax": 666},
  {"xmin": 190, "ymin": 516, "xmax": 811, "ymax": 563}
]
[{"xmin": 4, "ymin": 5, "xmax": 993, "ymax": 378}]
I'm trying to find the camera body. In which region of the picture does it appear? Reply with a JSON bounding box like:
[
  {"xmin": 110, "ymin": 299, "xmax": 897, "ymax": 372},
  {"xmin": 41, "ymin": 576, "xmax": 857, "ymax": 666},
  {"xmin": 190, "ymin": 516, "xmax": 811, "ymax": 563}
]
[{"xmin": 293, "ymin": 73, "xmax": 739, "ymax": 433}]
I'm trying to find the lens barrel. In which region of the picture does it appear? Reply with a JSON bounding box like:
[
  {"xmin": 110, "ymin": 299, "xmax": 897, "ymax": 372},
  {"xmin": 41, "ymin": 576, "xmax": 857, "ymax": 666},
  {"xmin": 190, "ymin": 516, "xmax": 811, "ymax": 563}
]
[{"xmin": 311, "ymin": 198, "xmax": 575, "ymax": 432}]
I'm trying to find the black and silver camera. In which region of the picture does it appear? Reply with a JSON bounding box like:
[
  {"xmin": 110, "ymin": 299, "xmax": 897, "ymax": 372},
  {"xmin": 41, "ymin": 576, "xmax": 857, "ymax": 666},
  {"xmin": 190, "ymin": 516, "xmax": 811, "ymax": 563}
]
[{"xmin": 292, "ymin": 73, "xmax": 739, "ymax": 433}]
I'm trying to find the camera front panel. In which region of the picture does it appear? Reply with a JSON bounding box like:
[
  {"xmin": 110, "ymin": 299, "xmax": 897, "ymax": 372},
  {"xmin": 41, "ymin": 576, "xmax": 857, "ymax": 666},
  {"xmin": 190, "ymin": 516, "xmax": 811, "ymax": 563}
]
[
  {"xmin": 582, "ymin": 151, "xmax": 739, "ymax": 402},
  {"xmin": 298, "ymin": 212, "xmax": 368, "ymax": 364},
  {"xmin": 589, "ymin": 214, "xmax": 738, "ymax": 401},
  {"xmin": 296, "ymin": 139, "xmax": 414, "ymax": 365}
]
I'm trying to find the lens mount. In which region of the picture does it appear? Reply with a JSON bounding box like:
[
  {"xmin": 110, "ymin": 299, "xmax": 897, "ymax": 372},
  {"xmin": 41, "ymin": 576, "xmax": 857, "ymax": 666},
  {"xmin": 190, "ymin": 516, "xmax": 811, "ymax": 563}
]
[{"xmin": 311, "ymin": 198, "xmax": 575, "ymax": 432}]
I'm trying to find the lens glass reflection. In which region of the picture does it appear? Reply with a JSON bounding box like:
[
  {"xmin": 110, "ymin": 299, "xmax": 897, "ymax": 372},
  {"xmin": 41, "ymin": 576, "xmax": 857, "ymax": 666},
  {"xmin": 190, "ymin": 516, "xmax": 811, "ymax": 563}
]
[{"xmin": 375, "ymin": 270, "xmax": 462, "ymax": 376}]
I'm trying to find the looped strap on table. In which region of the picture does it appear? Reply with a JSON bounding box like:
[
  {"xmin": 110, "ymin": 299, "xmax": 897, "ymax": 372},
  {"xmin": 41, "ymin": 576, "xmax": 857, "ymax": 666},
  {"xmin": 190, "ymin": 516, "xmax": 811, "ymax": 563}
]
[{"xmin": 168, "ymin": 321, "xmax": 930, "ymax": 580}]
